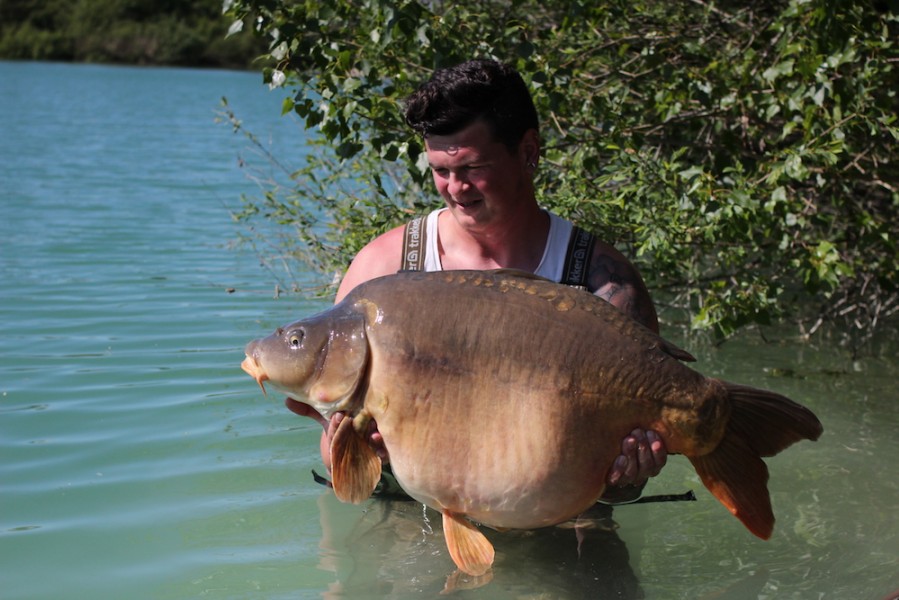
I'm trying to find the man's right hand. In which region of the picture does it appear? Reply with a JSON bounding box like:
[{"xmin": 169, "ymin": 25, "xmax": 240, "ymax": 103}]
[{"xmin": 286, "ymin": 399, "xmax": 388, "ymax": 473}]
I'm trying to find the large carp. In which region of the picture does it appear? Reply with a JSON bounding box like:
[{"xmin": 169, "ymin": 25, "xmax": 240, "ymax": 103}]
[{"xmin": 241, "ymin": 270, "xmax": 822, "ymax": 576}]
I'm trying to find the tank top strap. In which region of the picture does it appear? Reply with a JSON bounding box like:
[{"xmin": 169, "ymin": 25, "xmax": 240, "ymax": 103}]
[
  {"xmin": 560, "ymin": 225, "xmax": 595, "ymax": 290},
  {"xmin": 400, "ymin": 215, "xmax": 428, "ymax": 271},
  {"xmin": 400, "ymin": 209, "xmax": 444, "ymax": 271},
  {"xmin": 423, "ymin": 209, "xmax": 443, "ymax": 271}
]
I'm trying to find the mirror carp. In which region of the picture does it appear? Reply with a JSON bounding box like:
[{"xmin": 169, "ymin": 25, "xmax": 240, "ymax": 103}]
[{"xmin": 242, "ymin": 270, "xmax": 823, "ymax": 576}]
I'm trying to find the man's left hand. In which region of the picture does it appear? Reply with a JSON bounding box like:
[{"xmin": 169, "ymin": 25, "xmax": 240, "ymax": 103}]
[{"xmin": 606, "ymin": 428, "xmax": 667, "ymax": 488}]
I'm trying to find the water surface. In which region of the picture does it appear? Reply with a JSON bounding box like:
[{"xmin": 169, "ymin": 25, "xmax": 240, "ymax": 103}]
[{"xmin": 1, "ymin": 61, "xmax": 896, "ymax": 600}]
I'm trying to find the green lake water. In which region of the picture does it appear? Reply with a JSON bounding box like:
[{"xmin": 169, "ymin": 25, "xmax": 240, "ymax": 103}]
[{"xmin": 1, "ymin": 60, "xmax": 896, "ymax": 599}]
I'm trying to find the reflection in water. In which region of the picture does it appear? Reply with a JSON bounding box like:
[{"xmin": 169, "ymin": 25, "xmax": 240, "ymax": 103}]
[{"xmin": 314, "ymin": 492, "xmax": 643, "ymax": 598}]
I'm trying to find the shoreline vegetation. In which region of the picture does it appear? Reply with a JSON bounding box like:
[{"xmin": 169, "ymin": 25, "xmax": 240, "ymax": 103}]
[
  {"xmin": 8, "ymin": 0, "xmax": 895, "ymax": 349},
  {"xmin": 0, "ymin": 0, "xmax": 268, "ymax": 69},
  {"xmin": 221, "ymin": 0, "xmax": 897, "ymax": 347}
]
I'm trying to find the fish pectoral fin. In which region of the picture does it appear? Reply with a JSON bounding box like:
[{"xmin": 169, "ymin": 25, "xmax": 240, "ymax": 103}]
[
  {"xmin": 441, "ymin": 510, "xmax": 495, "ymax": 576},
  {"xmin": 330, "ymin": 415, "xmax": 381, "ymax": 504}
]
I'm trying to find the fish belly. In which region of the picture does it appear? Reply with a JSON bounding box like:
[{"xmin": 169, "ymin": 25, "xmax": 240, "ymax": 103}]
[{"xmin": 368, "ymin": 371, "xmax": 636, "ymax": 529}]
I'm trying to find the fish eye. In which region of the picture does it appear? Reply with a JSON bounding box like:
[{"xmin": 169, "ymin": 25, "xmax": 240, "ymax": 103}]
[{"xmin": 288, "ymin": 329, "xmax": 305, "ymax": 349}]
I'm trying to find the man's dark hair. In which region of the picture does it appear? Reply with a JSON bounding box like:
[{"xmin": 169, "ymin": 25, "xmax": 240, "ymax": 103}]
[{"xmin": 403, "ymin": 59, "xmax": 539, "ymax": 150}]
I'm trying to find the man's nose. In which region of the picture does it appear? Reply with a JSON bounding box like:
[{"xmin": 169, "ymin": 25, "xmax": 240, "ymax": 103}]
[{"xmin": 447, "ymin": 171, "xmax": 469, "ymax": 195}]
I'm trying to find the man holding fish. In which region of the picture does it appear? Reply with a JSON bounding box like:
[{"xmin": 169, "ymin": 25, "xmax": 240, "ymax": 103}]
[
  {"xmin": 244, "ymin": 58, "xmax": 822, "ymax": 577},
  {"xmin": 291, "ymin": 58, "xmax": 668, "ymax": 504}
]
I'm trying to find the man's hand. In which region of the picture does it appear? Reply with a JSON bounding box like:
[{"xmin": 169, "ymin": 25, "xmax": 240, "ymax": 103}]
[
  {"xmin": 286, "ymin": 399, "xmax": 387, "ymax": 473},
  {"xmin": 598, "ymin": 428, "xmax": 667, "ymax": 504},
  {"xmin": 606, "ymin": 428, "xmax": 667, "ymax": 487}
]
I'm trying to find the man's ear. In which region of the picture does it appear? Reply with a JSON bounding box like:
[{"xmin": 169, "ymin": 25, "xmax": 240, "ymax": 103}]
[{"xmin": 520, "ymin": 129, "xmax": 541, "ymax": 167}]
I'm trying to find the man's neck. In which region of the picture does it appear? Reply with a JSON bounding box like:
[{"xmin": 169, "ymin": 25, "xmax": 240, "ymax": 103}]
[{"xmin": 438, "ymin": 205, "xmax": 551, "ymax": 273}]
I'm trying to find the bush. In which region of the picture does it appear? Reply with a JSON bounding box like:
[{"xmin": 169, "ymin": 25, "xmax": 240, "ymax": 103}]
[
  {"xmin": 223, "ymin": 0, "xmax": 898, "ymax": 342},
  {"xmin": 0, "ymin": 0, "xmax": 268, "ymax": 68}
]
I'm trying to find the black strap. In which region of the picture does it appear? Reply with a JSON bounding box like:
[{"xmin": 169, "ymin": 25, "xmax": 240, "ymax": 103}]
[
  {"xmin": 629, "ymin": 490, "xmax": 697, "ymax": 504},
  {"xmin": 401, "ymin": 216, "xmax": 428, "ymax": 271},
  {"xmin": 561, "ymin": 225, "xmax": 595, "ymax": 290}
]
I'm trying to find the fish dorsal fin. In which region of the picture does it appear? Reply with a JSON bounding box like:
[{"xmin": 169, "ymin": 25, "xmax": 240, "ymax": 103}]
[
  {"xmin": 660, "ymin": 338, "xmax": 697, "ymax": 362},
  {"xmin": 441, "ymin": 510, "xmax": 495, "ymax": 576},
  {"xmin": 491, "ymin": 269, "xmax": 698, "ymax": 364},
  {"xmin": 330, "ymin": 414, "xmax": 381, "ymax": 504}
]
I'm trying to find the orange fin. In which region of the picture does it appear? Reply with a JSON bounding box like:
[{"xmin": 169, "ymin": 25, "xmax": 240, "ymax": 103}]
[
  {"xmin": 330, "ymin": 415, "xmax": 381, "ymax": 504},
  {"xmin": 441, "ymin": 510, "xmax": 495, "ymax": 576},
  {"xmin": 689, "ymin": 436, "xmax": 774, "ymax": 539},
  {"xmin": 689, "ymin": 381, "xmax": 823, "ymax": 539},
  {"xmin": 722, "ymin": 382, "xmax": 823, "ymax": 455}
]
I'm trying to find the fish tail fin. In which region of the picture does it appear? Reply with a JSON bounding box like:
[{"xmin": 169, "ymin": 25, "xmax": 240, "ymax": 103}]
[
  {"xmin": 688, "ymin": 382, "xmax": 823, "ymax": 539},
  {"xmin": 688, "ymin": 433, "xmax": 775, "ymax": 538},
  {"xmin": 330, "ymin": 415, "xmax": 382, "ymax": 504},
  {"xmin": 722, "ymin": 382, "xmax": 823, "ymax": 456}
]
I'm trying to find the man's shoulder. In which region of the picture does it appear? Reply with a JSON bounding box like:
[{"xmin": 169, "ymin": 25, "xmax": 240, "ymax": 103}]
[
  {"xmin": 584, "ymin": 238, "xmax": 659, "ymax": 331},
  {"xmin": 334, "ymin": 224, "xmax": 406, "ymax": 302},
  {"xmin": 367, "ymin": 222, "xmax": 408, "ymax": 252},
  {"xmin": 589, "ymin": 237, "xmax": 630, "ymax": 264},
  {"xmin": 352, "ymin": 225, "xmax": 408, "ymax": 273}
]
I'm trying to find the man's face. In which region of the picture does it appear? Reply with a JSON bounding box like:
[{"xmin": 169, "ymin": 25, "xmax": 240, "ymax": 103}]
[{"xmin": 425, "ymin": 119, "xmax": 536, "ymax": 228}]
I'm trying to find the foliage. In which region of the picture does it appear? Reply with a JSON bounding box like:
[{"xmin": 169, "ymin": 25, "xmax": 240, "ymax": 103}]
[
  {"xmin": 223, "ymin": 0, "xmax": 898, "ymax": 341},
  {"xmin": 0, "ymin": 0, "xmax": 268, "ymax": 67}
]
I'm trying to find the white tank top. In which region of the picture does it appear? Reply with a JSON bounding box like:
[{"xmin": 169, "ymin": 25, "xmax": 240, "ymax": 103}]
[{"xmin": 421, "ymin": 208, "xmax": 574, "ymax": 281}]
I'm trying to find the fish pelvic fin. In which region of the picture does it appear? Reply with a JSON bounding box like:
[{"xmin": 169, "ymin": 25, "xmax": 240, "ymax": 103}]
[
  {"xmin": 329, "ymin": 414, "xmax": 381, "ymax": 504},
  {"xmin": 441, "ymin": 510, "xmax": 495, "ymax": 576},
  {"xmin": 688, "ymin": 381, "xmax": 823, "ymax": 540}
]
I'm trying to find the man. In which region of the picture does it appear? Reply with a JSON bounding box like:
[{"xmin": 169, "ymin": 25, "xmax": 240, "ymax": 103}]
[{"xmin": 292, "ymin": 58, "xmax": 667, "ymax": 504}]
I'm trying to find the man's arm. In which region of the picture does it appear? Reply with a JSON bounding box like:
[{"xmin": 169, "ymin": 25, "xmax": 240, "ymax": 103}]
[
  {"xmin": 589, "ymin": 240, "xmax": 659, "ymax": 334},
  {"xmin": 333, "ymin": 225, "xmax": 407, "ymax": 303},
  {"xmin": 588, "ymin": 241, "xmax": 667, "ymax": 503}
]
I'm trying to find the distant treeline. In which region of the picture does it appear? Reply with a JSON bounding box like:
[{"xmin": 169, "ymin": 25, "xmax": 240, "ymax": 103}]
[{"xmin": 0, "ymin": 0, "xmax": 269, "ymax": 68}]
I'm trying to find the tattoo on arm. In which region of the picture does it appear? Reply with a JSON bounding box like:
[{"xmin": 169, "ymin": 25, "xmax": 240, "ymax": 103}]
[{"xmin": 589, "ymin": 255, "xmax": 659, "ymax": 333}]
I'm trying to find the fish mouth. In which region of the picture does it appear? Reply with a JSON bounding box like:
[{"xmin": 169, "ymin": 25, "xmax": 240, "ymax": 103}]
[{"xmin": 241, "ymin": 355, "xmax": 269, "ymax": 395}]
